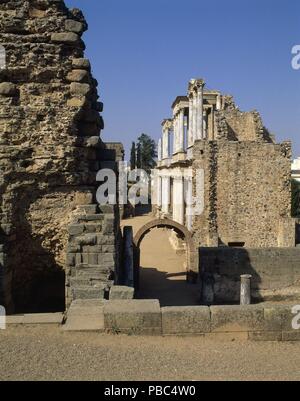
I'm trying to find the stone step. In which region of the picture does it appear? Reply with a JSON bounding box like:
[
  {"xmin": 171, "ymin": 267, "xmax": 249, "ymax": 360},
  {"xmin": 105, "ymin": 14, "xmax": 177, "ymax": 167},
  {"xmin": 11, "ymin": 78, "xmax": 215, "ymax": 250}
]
[
  {"xmin": 72, "ymin": 285, "xmax": 106, "ymax": 300},
  {"xmin": 63, "ymin": 299, "xmax": 106, "ymax": 332},
  {"xmin": 77, "ymin": 204, "xmax": 98, "ymax": 214},
  {"xmin": 75, "ymin": 264, "xmax": 113, "ymax": 276},
  {"xmin": 70, "ymin": 277, "xmax": 108, "ymax": 287}
]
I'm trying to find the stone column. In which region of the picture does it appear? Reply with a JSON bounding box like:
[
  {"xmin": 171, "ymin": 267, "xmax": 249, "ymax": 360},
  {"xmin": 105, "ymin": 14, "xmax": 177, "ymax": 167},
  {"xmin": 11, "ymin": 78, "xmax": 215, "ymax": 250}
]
[
  {"xmin": 240, "ymin": 275, "xmax": 252, "ymax": 305},
  {"xmin": 198, "ymin": 83, "xmax": 204, "ymax": 139},
  {"xmin": 178, "ymin": 109, "xmax": 185, "ymax": 152},
  {"xmin": 210, "ymin": 107, "xmax": 215, "ymax": 140},
  {"xmin": 162, "ymin": 126, "xmax": 169, "ymax": 160},
  {"xmin": 162, "ymin": 176, "xmax": 170, "ymax": 214},
  {"xmin": 203, "ymin": 109, "xmax": 207, "ymax": 139},
  {"xmin": 173, "ymin": 114, "xmax": 179, "ymax": 154},
  {"xmin": 173, "ymin": 176, "xmax": 185, "ymax": 225},
  {"xmin": 188, "ymin": 95, "xmax": 194, "ymax": 147},
  {"xmin": 193, "ymin": 93, "xmax": 198, "ymax": 142},
  {"xmin": 157, "ymin": 138, "xmax": 162, "ymax": 162},
  {"xmin": 216, "ymin": 94, "xmax": 222, "ymax": 110}
]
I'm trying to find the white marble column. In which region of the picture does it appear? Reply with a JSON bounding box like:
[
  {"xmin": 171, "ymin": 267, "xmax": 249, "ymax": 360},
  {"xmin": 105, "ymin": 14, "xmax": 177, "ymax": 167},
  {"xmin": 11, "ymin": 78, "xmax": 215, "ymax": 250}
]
[
  {"xmin": 173, "ymin": 114, "xmax": 178, "ymax": 154},
  {"xmin": 162, "ymin": 176, "xmax": 170, "ymax": 214},
  {"xmin": 157, "ymin": 138, "xmax": 162, "ymax": 162},
  {"xmin": 178, "ymin": 109, "xmax": 185, "ymax": 152},
  {"xmin": 203, "ymin": 109, "xmax": 207, "ymax": 139},
  {"xmin": 162, "ymin": 127, "xmax": 169, "ymax": 159},
  {"xmin": 216, "ymin": 94, "xmax": 221, "ymax": 110},
  {"xmin": 192, "ymin": 93, "xmax": 197, "ymax": 142},
  {"xmin": 188, "ymin": 96, "xmax": 194, "ymax": 147},
  {"xmin": 173, "ymin": 176, "xmax": 185, "ymax": 225},
  {"xmin": 198, "ymin": 84, "xmax": 204, "ymax": 139}
]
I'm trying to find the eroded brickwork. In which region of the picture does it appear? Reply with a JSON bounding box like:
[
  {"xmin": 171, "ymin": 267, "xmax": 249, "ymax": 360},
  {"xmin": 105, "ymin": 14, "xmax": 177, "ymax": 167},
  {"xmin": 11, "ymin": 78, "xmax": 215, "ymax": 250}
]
[{"xmin": 0, "ymin": 0, "xmax": 118, "ymax": 313}]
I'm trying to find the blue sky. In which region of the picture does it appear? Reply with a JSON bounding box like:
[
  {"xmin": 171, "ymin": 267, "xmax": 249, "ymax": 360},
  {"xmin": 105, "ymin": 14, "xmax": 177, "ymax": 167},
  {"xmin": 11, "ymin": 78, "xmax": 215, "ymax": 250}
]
[{"xmin": 65, "ymin": 0, "xmax": 300, "ymax": 158}]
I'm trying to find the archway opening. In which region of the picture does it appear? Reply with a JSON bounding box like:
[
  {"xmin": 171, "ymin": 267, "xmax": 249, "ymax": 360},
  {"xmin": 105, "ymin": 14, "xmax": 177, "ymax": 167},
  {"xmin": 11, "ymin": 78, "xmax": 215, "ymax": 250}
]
[{"xmin": 133, "ymin": 219, "xmax": 199, "ymax": 307}]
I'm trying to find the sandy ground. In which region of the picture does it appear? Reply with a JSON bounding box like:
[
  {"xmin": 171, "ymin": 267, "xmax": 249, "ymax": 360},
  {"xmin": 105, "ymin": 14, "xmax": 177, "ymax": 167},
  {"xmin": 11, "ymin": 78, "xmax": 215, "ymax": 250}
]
[
  {"xmin": 121, "ymin": 214, "xmax": 199, "ymax": 306},
  {"xmin": 1, "ymin": 326, "xmax": 300, "ymax": 381}
]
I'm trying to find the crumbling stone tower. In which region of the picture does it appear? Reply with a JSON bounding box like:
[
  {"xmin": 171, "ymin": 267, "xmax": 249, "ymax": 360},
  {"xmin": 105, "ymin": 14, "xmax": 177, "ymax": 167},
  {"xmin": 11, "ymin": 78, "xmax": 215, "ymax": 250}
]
[{"xmin": 0, "ymin": 0, "xmax": 119, "ymax": 313}]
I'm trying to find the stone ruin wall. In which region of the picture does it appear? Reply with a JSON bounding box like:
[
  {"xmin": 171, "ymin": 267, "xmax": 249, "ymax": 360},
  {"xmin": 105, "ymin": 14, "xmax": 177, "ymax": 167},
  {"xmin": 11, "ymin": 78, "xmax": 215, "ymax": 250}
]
[
  {"xmin": 192, "ymin": 131, "xmax": 294, "ymax": 249},
  {"xmin": 0, "ymin": 0, "xmax": 117, "ymax": 313}
]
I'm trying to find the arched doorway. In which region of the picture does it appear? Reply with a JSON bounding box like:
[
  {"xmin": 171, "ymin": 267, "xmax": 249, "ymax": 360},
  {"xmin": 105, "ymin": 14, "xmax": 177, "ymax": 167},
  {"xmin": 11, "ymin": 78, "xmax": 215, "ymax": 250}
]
[{"xmin": 133, "ymin": 218, "xmax": 199, "ymax": 306}]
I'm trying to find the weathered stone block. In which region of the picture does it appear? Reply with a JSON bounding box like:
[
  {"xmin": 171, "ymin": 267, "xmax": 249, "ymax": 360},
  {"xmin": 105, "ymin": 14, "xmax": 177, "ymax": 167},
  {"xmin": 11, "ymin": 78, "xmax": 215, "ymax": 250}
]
[
  {"xmin": 51, "ymin": 32, "xmax": 79, "ymax": 44},
  {"xmin": 0, "ymin": 82, "xmax": 17, "ymax": 96},
  {"xmin": 95, "ymin": 101, "xmax": 104, "ymax": 112},
  {"xmin": 162, "ymin": 306, "xmax": 211, "ymax": 335},
  {"xmin": 84, "ymin": 224, "xmax": 97, "ymax": 233},
  {"xmin": 67, "ymin": 244, "xmax": 81, "ymax": 254},
  {"xmin": 96, "ymin": 235, "xmax": 115, "ymax": 245},
  {"xmin": 63, "ymin": 300, "xmax": 105, "ymax": 332},
  {"xmin": 248, "ymin": 331, "xmax": 282, "ymax": 342},
  {"xmin": 75, "ymin": 234, "xmax": 97, "ymax": 246},
  {"xmin": 68, "ymin": 224, "xmax": 84, "ymax": 236},
  {"xmin": 110, "ymin": 286, "xmax": 134, "ymax": 300},
  {"xmin": 264, "ymin": 305, "xmax": 295, "ymax": 331},
  {"xmin": 72, "ymin": 286, "xmax": 106, "ymax": 300},
  {"xmin": 77, "ymin": 204, "xmax": 98, "ymax": 214},
  {"xmin": 67, "ymin": 69, "xmax": 89, "ymax": 83},
  {"xmin": 67, "ymin": 97, "xmax": 88, "ymax": 108},
  {"xmin": 70, "ymin": 82, "xmax": 91, "ymax": 97},
  {"xmin": 210, "ymin": 305, "xmax": 265, "ymax": 333},
  {"xmin": 72, "ymin": 58, "xmax": 91, "ymax": 70},
  {"xmin": 282, "ymin": 331, "xmax": 300, "ymax": 341},
  {"xmin": 104, "ymin": 300, "xmax": 162, "ymax": 335},
  {"xmin": 99, "ymin": 205, "xmax": 115, "ymax": 214},
  {"xmin": 99, "ymin": 253, "xmax": 115, "ymax": 264},
  {"xmin": 102, "ymin": 245, "xmax": 115, "ymax": 253},
  {"xmin": 66, "ymin": 253, "xmax": 75, "ymax": 266},
  {"xmin": 65, "ymin": 19, "xmax": 84, "ymax": 33}
]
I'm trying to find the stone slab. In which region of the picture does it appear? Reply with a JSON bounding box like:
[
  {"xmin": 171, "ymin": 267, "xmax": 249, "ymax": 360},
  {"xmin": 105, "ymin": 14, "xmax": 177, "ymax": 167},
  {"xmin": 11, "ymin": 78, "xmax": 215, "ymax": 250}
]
[
  {"xmin": 282, "ymin": 331, "xmax": 300, "ymax": 341},
  {"xmin": 104, "ymin": 300, "xmax": 162, "ymax": 335},
  {"xmin": 109, "ymin": 286, "xmax": 134, "ymax": 300},
  {"xmin": 6, "ymin": 313, "xmax": 64, "ymax": 325},
  {"xmin": 264, "ymin": 304, "xmax": 296, "ymax": 331},
  {"xmin": 210, "ymin": 305, "xmax": 265, "ymax": 333},
  {"xmin": 63, "ymin": 299, "xmax": 106, "ymax": 332},
  {"xmin": 248, "ymin": 331, "xmax": 283, "ymax": 342},
  {"xmin": 162, "ymin": 306, "xmax": 211, "ymax": 335}
]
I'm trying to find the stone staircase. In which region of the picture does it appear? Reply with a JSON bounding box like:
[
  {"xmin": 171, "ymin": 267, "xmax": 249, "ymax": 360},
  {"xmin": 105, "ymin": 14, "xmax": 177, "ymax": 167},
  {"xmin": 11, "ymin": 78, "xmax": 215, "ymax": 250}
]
[{"xmin": 66, "ymin": 204, "xmax": 119, "ymax": 306}]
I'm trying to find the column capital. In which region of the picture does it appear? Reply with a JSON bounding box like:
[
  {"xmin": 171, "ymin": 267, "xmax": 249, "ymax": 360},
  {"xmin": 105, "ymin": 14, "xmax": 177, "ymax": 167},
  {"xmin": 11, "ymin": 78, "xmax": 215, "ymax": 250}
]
[
  {"xmin": 188, "ymin": 78, "xmax": 205, "ymax": 95},
  {"xmin": 162, "ymin": 118, "xmax": 173, "ymax": 131}
]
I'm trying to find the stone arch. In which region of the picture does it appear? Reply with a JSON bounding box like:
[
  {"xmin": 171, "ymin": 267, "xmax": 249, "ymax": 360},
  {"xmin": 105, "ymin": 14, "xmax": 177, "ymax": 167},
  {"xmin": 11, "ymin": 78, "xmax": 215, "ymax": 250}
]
[{"xmin": 133, "ymin": 218, "xmax": 198, "ymax": 288}]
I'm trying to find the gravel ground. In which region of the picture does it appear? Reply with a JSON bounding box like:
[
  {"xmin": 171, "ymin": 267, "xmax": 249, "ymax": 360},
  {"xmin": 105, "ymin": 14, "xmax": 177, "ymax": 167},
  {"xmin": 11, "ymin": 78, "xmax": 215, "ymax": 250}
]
[{"xmin": 1, "ymin": 326, "xmax": 300, "ymax": 381}]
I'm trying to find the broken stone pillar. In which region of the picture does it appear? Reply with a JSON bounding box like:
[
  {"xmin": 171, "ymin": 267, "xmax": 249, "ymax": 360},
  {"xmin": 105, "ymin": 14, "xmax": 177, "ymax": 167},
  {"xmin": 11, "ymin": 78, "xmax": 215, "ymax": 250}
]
[{"xmin": 240, "ymin": 275, "xmax": 252, "ymax": 305}]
